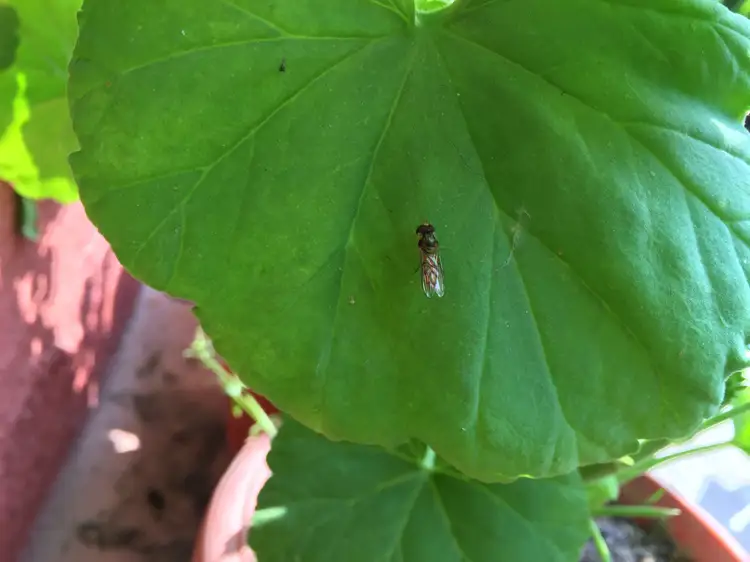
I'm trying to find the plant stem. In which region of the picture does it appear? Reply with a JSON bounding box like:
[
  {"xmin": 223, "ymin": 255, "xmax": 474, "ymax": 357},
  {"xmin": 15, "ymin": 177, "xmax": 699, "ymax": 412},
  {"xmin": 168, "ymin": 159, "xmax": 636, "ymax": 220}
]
[
  {"xmin": 15, "ymin": 193, "xmax": 38, "ymax": 241},
  {"xmin": 724, "ymin": 0, "xmax": 745, "ymax": 13},
  {"xmin": 579, "ymin": 462, "xmax": 623, "ymax": 482},
  {"xmin": 630, "ymin": 438, "xmax": 670, "ymax": 464},
  {"xmin": 644, "ymin": 488, "xmax": 666, "ymax": 505},
  {"xmin": 420, "ymin": 445, "xmax": 436, "ymax": 471},
  {"xmin": 630, "ymin": 401, "xmax": 750, "ymax": 465},
  {"xmin": 186, "ymin": 327, "xmax": 278, "ymax": 438},
  {"xmin": 701, "ymin": 401, "xmax": 750, "ymax": 431},
  {"xmin": 618, "ymin": 441, "xmax": 730, "ymax": 484},
  {"xmin": 588, "ymin": 519, "xmax": 612, "ymax": 562},
  {"xmin": 592, "ymin": 505, "xmax": 681, "ymax": 519}
]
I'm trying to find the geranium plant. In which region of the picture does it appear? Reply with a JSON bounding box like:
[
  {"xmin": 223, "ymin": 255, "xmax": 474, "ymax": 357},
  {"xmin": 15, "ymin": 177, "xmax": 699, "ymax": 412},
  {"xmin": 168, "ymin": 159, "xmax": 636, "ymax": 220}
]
[{"xmin": 64, "ymin": 0, "xmax": 750, "ymax": 559}]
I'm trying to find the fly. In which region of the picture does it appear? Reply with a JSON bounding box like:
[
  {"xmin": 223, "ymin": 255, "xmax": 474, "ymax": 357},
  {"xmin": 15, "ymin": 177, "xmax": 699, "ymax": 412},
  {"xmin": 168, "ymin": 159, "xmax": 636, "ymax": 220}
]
[{"xmin": 416, "ymin": 222, "xmax": 445, "ymax": 298}]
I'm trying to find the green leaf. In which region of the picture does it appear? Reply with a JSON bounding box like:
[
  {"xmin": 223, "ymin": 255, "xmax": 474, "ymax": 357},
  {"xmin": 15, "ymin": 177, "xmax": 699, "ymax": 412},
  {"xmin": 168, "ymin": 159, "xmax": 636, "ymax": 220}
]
[
  {"xmin": 727, "ymin": 0, "xmax": 750, "ymax": 15},
  {"xmin": 585, "ymin": 475, "xmax": 620, "ymax": 510},
  {"xmin": 724, "ymin": 368, "xmax": 748, "ymax": 406},
  {"xmin": 250, "ymin": 419, "xmax": 590, "ymax": 562},
  {"xmin": 0, "ymin": 4, "xmax": 20, "ymax": 72},
  {"xmin": 69, "ymin": 0, "xmax": 750, "ymax": 480},
  {"xmin": 0, "ymin": 0, "xmax": 80, "ymax": 202}
]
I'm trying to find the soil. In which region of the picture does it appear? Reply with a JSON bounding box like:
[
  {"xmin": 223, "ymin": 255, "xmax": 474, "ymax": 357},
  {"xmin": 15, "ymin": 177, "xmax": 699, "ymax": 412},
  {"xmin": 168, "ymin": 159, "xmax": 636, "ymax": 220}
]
[
  {"xmin": 579, "ymin": 517, "xmax": 693, "ymax": 562},
  {"xmin": 19, "ymin": 290, "xmax": 232, "ymax": 562}
]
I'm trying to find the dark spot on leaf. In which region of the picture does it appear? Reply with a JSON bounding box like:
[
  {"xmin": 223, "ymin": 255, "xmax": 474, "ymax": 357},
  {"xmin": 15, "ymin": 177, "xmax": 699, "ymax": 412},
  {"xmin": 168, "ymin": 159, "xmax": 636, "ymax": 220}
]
[{"xmin": 279, "ymin": 57, "xmax": 286, "ymax": 72}]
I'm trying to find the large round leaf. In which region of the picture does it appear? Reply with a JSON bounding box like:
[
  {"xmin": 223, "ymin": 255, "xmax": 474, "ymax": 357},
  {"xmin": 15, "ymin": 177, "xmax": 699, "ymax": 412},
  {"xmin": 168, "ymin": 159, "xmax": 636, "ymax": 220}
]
[
  {"xmin": 0, "ymin": 0, "xmax": 80, "ymax": 202},
  {"xmin": 69, "ymin": 0, "xmax": 750, "ymax": 481},
  {"xmin": 251, "ymin": 419, "xmax": 590, "ymax": 562}
]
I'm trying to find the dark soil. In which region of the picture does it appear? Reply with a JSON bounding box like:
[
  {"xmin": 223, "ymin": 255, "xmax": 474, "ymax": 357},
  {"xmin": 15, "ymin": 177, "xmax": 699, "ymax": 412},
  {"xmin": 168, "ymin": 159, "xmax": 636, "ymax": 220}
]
[{"xmin": 579, "ymin": 517, "xmax": 693, "ymax": 562}]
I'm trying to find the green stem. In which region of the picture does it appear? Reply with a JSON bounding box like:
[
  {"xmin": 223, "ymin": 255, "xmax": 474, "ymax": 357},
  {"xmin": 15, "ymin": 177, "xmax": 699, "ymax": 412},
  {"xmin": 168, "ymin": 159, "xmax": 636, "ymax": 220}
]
[
  {"xmin": 187, "ymin": 327, "xmax": 278, "ymax": 438},
  {"xmin": 15, "ymin": 194, "xmax": 38, "ymax": 241},
  {"xmin": 644, "ymin": 488, "xmax": 666, "ymax": 505},
  {"xmin": 631, "ymin": 439, "xmax": 670, "ymax": 464},
  {"xmin": 701, "ymin": 401, "xmax": 750, "ymax": 431},
  {"xmin": 630, "ymin": 402, "xmax": 750, "ymax": 465},
  {"xmin": 579, "ymin": 462, "xmax": 624, "ymax": 482},
  {"xmin": 588, "ymin": 519, "xmax": 612, "ymax": 562},
  {"xmin": 420, "ymin": 446, "xmax": 436, "ymax": 471},
  {"xmin": 618, "ymin": 441, "xmax": 730, "ymax": 484},
  {"xmin": 592, "ymin": 505, "xmax": 681, "ymax": 519}
]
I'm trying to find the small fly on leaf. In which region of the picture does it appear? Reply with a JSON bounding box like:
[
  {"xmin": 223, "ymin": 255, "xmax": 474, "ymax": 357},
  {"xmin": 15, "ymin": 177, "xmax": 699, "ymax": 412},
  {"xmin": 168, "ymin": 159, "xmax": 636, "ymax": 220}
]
[
  {"xmin": 416, "ymin": 222, "xmax": 445, "ymax": 298},
  {"xmin": 279, "ymin": 57, "xmax": 286, "ymax": 72}
]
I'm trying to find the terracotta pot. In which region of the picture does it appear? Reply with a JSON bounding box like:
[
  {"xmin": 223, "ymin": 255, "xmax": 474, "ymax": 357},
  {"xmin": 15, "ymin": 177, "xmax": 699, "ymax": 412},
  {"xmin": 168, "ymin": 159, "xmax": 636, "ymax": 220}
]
[
  {"xmin": 0, "ymin": 183, "xmax": 140, "ymax": 562},
  {"xmin": 192, "ymin": 433, "xmax": 271, "ymax": 562},
  {"xmin": 620, "ymin": 474, "xmax": 747, "ymax": 561}
]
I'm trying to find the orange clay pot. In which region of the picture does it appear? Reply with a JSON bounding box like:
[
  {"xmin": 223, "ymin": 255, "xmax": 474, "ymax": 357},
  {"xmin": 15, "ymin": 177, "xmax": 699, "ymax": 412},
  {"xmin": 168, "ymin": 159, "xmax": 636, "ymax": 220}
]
[
  {"xmin": 620, "ymin": 473, "xmax": 747, "ymax": 562},
  {"xmin": 191, "ymin": 432, "xmax": 271, "ymax": 562}
]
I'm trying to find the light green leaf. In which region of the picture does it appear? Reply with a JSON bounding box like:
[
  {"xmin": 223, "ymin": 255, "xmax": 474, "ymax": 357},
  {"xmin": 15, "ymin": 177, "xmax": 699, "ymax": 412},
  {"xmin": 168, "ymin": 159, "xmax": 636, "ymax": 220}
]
[
  {"xmin": 0, "ymin": 0, "xmax": 80, "ymax": 202},
  {"xmin": 69, "ymin": 0, "xmax": 750, "ymax": 480},
  {"xmin": 730, "ymin": 0, "xmax": 750, "ymax": 16},
  {"xmin": 731, "ymin": 375, "xmax": 750, "ymax": 453},
  {"xmin": 251, "ymin": 419, "xmax": 590, "ymax": 562}
]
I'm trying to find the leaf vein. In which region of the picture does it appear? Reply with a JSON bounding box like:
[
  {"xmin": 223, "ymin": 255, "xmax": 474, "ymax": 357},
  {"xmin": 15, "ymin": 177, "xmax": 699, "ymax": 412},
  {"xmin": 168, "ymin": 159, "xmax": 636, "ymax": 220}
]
[
  {"xmin": 436, "ymin": 31, "xmax": 690, "ymax": 448},
  {"xmin": 474, "ymin": 484, "xmax": 568, "ymax": 560},
  {"xmin": 85, "ymin": 166, "xmax": 206, "ymax": 205},
  {"xmin": 382, "ymin": 474, "xmax": 427, "ymax": 562},
  {"xmin": 595, "ymin": 0, "xmax": 750, "ymax": 43},
  {"xmin": 468, "ymin": 217, "xmax": 495, "ymax": 456},
  {"xmin": 433, "ymin": 40, "xmax": 590, "ymax": 461},
  {"xmin": 369, "ymin": 0, "xmax": 409, "ymax": 24},
  {"xmin": 164, "ymin": 203, "xmax": 187, "ymax": 291},
  {"xmin": 620, "ymin": 120, "xmax": 750, "ymax": 179},
  {"xmin": 443, "ymin": 28, "xmax": 747, "ymax": 363},
  {"xmin": 219, "ymin": 0, "xmax": 294, "ymax": 35},
  {"xmin": 316, "ymin": 44, "xmax": 418, "ymax": 434},
  {"xmin": 129, "ymin": 41, "xmax": 380, "ymax": 279},
  {"xmin": 114, "ymin": 36, "xmax": 383, "ymax": 80},
  {"xmin": 428, "ymin": 479, "xmax": 480, "ymax": 562}
]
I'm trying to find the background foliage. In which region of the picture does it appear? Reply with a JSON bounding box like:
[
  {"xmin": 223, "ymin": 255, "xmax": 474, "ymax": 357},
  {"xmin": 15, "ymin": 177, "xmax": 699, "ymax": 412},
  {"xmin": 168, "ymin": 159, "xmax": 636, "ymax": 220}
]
[{"xmin": 0, "ymin": 0, "xmax": 80, "ymax": 202}]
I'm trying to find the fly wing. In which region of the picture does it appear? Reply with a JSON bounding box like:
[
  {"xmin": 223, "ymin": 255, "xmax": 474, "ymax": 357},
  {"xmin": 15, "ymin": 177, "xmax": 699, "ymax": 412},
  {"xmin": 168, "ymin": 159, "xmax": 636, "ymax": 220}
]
[
  {"xmin": 421, "ymin": 259, "xmax": 435, "ymax": 298},
  {"xmin": 434, "ymin": 253, "xmax": 445, "ymax": 297},
  {"xmin": 421, "ymin": 252, "xmax": 445, "ymax": 298}
]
